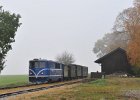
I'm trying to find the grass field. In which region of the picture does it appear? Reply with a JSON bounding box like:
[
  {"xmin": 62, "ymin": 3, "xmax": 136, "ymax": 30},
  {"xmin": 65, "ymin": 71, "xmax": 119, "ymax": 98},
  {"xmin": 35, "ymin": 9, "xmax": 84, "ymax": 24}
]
[
  {"xmin": 0, "ymin": 75, "xmax": 28, "ymax": 88},
  {"xmin": 1, "ymin": 76, "xmax": 140, "ymax": 100},
  {"xmin": 21, "ymin": 78, "xmax": 140, "ymax": 100}
]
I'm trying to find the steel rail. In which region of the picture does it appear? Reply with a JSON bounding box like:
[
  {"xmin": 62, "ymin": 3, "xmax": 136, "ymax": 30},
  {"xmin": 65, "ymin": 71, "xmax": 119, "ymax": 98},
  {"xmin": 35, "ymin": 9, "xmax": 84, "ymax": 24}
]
[{"xmin": 0, "ymin": 79, "xmax": 94, "ymax": 98}]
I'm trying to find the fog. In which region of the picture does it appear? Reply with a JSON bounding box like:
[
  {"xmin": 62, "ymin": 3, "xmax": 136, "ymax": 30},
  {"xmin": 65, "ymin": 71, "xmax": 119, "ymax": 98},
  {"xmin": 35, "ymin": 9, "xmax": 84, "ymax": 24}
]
[{"xmin": 0, "ymin": 0, "xmax": 133, "ymax": 75}]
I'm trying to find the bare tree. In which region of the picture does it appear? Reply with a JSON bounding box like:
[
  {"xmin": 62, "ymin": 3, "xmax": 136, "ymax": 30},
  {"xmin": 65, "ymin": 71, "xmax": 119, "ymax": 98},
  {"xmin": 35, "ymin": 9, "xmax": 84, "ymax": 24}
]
[
  {"xmin": 93, "ymin": 32, "xmax": 129, "ymax": 58},
  {"xmin": 94, "ymin": 0, "xmax": 140, "ymax": 67},
  {"xmin": 56, "ymin": 51, "xmax": 75, "ymax": 65}
]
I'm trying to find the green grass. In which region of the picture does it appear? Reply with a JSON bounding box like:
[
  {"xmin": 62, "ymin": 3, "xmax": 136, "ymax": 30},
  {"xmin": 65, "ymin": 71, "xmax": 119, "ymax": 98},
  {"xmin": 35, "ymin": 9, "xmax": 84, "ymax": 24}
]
[
  {"xmin": 0, "ymin": 75, "xmax": 28, "ymax": 88},
  {"xmin": 89, "ymin": 79, "xmax": 107, "ymax": 86},
  {"xmin": 31, "ymin": 78, "xmax": 140, "ymax": 100}
]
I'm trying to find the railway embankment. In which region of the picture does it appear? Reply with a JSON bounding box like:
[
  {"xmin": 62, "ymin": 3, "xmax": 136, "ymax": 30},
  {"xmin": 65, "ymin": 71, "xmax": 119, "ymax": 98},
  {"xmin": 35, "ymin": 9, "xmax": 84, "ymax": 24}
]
[{"xmin": 6, "ymin": 78, "xmax": 140, "ymax": 100}]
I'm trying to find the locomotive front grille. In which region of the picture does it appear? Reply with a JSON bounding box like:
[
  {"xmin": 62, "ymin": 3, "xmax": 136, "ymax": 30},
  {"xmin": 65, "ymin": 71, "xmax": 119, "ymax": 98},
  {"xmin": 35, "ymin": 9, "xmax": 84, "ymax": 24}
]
[{"xmin": 29, "ymin": 77, "xmax": 49, "ymax": 83}]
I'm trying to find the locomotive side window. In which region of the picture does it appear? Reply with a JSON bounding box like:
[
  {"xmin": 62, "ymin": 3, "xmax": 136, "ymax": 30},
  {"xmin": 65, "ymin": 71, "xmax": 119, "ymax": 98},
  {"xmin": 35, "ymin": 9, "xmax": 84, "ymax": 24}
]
[
  {"xmin": 49, "ymin": 62, "xmax": 55, "ymax": 68},
  {"xmin": 39, "ymin": 62, "xmax": 46, "ymax": 68},
  {"xmin": 30, "ymin": 61, "xmax": 46, "ymax": 68},
  {"xmin": 55, "ymin": 63, "xmax": 60, "ymax": 69}
]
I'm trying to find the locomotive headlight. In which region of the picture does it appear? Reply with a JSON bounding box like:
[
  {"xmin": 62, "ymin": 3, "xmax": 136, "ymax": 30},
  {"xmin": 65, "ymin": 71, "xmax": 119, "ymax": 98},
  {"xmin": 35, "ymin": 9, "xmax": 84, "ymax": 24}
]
[
  {"xmin": 30, "ymin": 72, "xmax": 32, "ymax": 75},
  {"xmin": 41, "ymin": 72, "xmax": 44, "ymax": 75}
]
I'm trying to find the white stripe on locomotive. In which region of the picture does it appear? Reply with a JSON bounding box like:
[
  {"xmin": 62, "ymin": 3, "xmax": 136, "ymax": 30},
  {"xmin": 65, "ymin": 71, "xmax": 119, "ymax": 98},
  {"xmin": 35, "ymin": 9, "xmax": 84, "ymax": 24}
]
[{"xmin": 29, "ymin": 68, "xmax": 62, "ymax": 78}]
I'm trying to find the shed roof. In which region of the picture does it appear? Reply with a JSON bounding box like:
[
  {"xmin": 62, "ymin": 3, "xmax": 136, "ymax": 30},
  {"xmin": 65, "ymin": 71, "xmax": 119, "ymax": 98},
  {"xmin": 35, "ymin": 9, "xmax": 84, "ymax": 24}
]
[{"xmin": 95, "ymin": 47, "xmax": 126, "ymax": 63}]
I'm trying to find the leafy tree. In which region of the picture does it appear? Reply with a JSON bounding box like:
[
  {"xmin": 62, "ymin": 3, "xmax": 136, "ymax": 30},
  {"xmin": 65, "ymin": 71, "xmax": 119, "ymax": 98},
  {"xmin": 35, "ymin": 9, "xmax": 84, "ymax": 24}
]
[
  {"xmin": 0, "ymin": 6, "xmax": 21, "ymax": 73},
  {"xmin": 93, "ymin": 32, "xmax": 129, "ymax": 57},
  {"xmin": 131, "ymin": 67, "xmax": 140, "ymax": 76},
  {"xmin": 94, "ymin": 0, "xmax": 140, "ymax": 67},
  {"xmin": 56, "ymin": 51, "xmax": 75, "ymax": 65},
  {"xmin": 113, "ymin": 1, "xmax": 140, "ymax": 66},
  {"xmin": 94, "ymin": 0, "xmax": 140, "ymax": 76},
  {"xmin": 134, "ymin": 0, "xmax": 140, "ymax": 7}
]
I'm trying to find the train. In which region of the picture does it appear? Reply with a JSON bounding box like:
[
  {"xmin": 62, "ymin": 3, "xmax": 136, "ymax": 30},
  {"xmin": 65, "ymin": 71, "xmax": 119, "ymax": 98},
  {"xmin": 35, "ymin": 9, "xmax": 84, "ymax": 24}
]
[{"xmin": 29, "ymin": 59, "xmax": 88, "ymax": 83}]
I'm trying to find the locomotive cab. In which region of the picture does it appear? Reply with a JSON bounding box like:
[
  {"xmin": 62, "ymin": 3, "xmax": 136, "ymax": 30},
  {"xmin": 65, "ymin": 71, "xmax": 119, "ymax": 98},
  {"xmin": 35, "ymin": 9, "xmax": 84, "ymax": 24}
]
[
  {"xmin": 29, "ymin": 60, "xmax": 49, "ymax": 83},
  {"xmin": 29, "ymin": 59, "xmax": 63, "ymax": 83}
]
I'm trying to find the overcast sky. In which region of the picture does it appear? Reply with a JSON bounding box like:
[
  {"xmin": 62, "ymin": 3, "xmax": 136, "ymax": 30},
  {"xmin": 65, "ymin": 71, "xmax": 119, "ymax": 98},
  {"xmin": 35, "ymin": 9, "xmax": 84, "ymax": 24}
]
[{"xmin": 1, "ymin": 0, "xmax": 133, "ymax": 75}]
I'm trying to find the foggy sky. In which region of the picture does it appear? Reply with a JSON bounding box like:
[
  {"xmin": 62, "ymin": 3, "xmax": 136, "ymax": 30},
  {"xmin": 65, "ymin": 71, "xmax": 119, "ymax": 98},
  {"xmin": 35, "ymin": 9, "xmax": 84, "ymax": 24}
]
[{"xmin": 1, "ymin": 0, "xmax": 133, "ymax": 75}]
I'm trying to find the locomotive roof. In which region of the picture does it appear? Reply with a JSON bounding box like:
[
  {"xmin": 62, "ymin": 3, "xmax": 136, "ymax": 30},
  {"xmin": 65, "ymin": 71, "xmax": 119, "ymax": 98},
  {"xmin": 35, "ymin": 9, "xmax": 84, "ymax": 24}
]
[
  {"xmin": 30, "ymin": 59, "xmax": 47, "ymax": 62},
  {"xmin": 29, "ymin": 59, "xmax": 61, "ymax": 64}
]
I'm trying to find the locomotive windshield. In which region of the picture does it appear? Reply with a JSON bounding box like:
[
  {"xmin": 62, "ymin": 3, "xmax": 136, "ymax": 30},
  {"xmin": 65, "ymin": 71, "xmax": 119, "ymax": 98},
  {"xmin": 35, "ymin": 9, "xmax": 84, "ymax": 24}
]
[{"xmin": 29, "ymin": 61, "xmax": 46, "ymax": 68}]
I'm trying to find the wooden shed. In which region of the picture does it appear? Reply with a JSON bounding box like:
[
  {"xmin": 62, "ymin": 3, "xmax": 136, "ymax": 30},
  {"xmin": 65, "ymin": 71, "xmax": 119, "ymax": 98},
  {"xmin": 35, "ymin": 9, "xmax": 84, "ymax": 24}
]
[{"xmin": 95, "ymin": 48, "xmax": 132, "ymax": 75}]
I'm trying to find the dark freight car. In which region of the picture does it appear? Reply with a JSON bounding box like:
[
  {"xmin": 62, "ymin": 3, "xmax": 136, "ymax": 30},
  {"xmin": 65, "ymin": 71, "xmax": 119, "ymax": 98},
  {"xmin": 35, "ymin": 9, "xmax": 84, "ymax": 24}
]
[
  {"xmin": 82, "ymin": 66, "xmax": 88, "ymax": 78},
  {"xmin": 69, "ymin": 64, "xmax": 77, "ymax": 79},
  {"xmin": 76, "ymin": 65, "xmax": 82, "ymax": 78},
  {"xmin": 63, "ymin": 65, "xmax": 70, "ymax": 80},
  {"xmin": 63, "ymin": 64, "xmax": 76, "ymax": 80}
]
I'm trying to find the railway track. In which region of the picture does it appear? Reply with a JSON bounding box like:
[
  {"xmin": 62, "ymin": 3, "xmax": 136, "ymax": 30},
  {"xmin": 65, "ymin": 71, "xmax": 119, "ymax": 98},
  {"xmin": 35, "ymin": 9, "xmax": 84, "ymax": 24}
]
[
  {"xmin": 0, "ymin": 78, "xmax": 95, "ymax": 98},
  {"xmin": 0, "ymin": 82, "xmax": 48, "ymax": 90}
]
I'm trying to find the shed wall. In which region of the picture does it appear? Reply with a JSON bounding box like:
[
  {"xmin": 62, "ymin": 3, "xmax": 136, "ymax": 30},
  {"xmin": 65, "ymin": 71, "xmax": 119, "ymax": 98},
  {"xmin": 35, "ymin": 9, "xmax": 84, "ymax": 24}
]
[{"xmin": 101, "ymin": 51, "xmax": 131, "ymax": 74}]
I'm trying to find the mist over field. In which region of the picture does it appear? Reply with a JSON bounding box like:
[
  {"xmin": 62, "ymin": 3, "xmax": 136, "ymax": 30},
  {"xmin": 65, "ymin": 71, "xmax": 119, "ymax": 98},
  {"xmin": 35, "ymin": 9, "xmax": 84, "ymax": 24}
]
[{"xmin": 0, "ymin": 0, "xmax": 132, "ymax": 75}]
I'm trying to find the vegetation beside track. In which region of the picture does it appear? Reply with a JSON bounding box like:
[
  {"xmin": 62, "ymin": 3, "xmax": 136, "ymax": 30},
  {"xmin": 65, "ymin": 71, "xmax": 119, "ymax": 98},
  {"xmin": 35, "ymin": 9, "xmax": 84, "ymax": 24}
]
[
  {"xmin": 0, "ymin": 75, "xmax": 28, "ymax": 88},
  {"xmin": 1, "ymin": 77, "xmax": 140, "ymax": 100},
  {"xmin": 11, "ymin": 78, "xmax": 140, "ymax": 100},
  {"xmin": 0, "ymin": 79, "xmax": 84, "ymax": 95}
]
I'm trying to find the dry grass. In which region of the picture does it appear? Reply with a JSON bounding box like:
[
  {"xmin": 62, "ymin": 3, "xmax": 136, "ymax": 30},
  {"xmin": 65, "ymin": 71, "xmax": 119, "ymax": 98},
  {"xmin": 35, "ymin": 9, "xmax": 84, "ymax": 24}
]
[
  {"xmin": 8, "ymin": 83, "xmax": 81, "ymax": 100},
  {"xmin": 0, "ymin": 79, "xmax": 82, "ymax": 96},
  {"xmin": 4, "ymin": 78, "xmax": 140, "ymax": 100}
]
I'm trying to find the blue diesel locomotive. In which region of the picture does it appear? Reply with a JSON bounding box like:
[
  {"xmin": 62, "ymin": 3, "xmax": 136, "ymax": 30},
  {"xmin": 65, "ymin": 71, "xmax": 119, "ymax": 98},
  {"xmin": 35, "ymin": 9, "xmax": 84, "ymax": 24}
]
[
  {"xmin": 29, "ymin": 59, "xmax": 63, "ymax": 83},
  {"xmin": 29, "ymin": 58, "xmax": 88, "ymax": 83}
]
